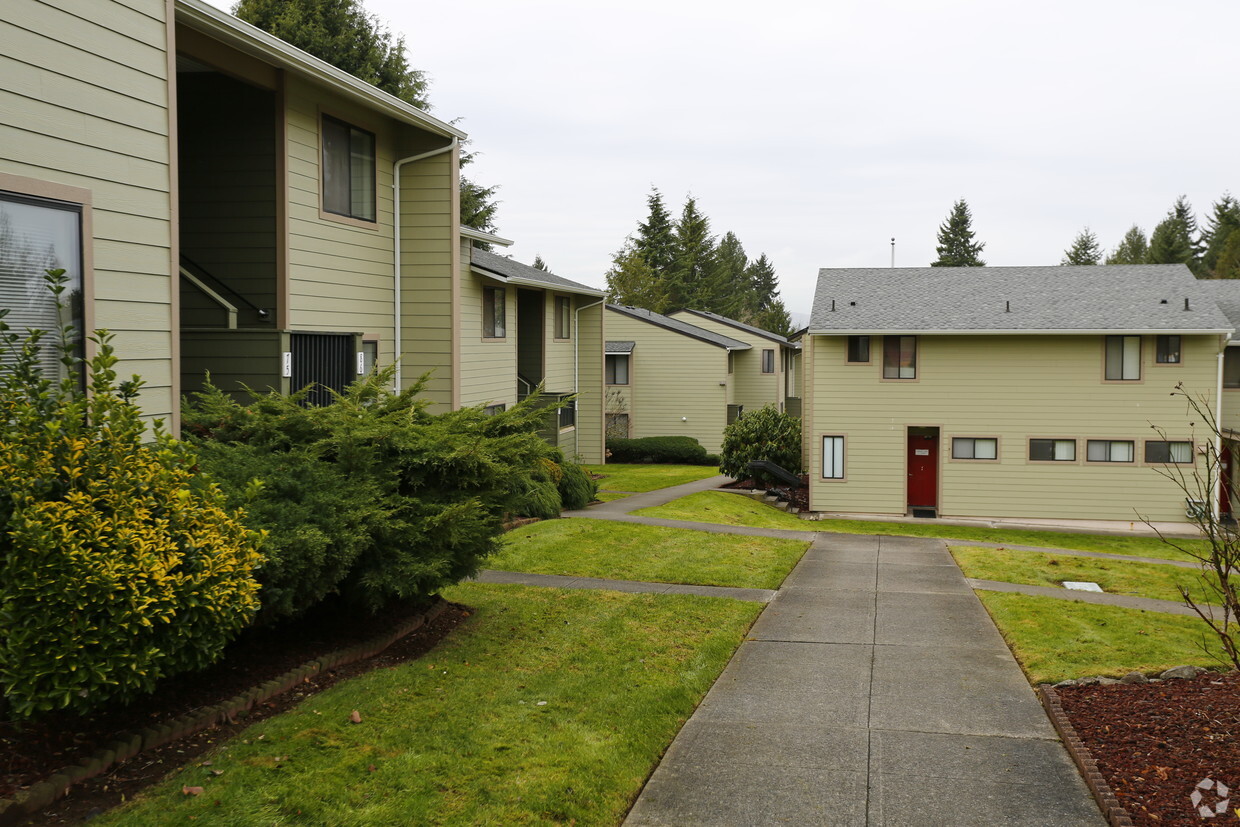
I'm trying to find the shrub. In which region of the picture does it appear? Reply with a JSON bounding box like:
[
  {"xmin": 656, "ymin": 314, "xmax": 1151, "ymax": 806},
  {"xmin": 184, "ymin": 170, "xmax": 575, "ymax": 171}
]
[
  {"xmin": 718, "ymin": 404, "xmax": 804, "ymax": 485},
  {"xmin": 606, "ymin": 436, "xmax": 710, "ymax": 464},
  {"xmin": 0, "ymin": 274, "xmax": 262, "ymax": 718},
  {"xmin": 183, "ymin": 376, "xmax": 577, "ymax": 617},
  {"xmin": 557, "ymin": 459, "xmax": 599, "ymax": 509}
]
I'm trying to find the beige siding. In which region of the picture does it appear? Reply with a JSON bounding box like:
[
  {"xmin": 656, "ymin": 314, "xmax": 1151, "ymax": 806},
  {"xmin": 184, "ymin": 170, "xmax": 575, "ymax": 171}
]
[
  {"xmin": 668, "ymin": 312, "xmax": 784, "ymax": 412},
  {"xmin": 808, "ymin": 333, "xmax": 1221, "ymax": 523},
  {"xmin": 606, "ymin": 309, "xmax": 730, "ymax": 453},
  {"xmin": 181, "ymin": 329, "xmax": 284, "ymax": 399},
  {"xmin": 458, "ymin": 254, "xmax": 517, "ymax": 409},
  {"xmin": 574, "ymin": 300, "xmax": 605, "ymax": 463},
  {"xmin": 1, "ymin": 0, "xmax": 174, "ymax": 420}
]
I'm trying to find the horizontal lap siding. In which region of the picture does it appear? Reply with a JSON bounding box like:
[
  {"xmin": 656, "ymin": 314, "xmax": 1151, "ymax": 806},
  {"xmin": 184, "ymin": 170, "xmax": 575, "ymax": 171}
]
[
  {"xmin": 459, "ymin": 259, "xmax": 516, "ymax": 408},
  {"xmin": 1, "ymin": 0, "xmax": 174, "ymax": 419},
  {"xmin": 575, "ymin": 301, "xmax": 605, "ymax": 463},
  {"xmin": 181, "ymin": 330, "xmax": 283, "ymax": 398},
  {"xmin": 670, "ymin": 313, "xmax": 782, "ymax": 412},
  {"xmin": 605, "ymin": 309, "xmax": 729, "ymax": 454},
  {"xmin": 809, "ymin": 334, "xmax": 1221, "ymax": 523}
]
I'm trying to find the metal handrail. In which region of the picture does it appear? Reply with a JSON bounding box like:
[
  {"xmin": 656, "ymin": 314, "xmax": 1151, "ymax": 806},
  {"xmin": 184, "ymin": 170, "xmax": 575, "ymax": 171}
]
[{"xmin": 179, "ymin": 266, "xmax": 237, "ymax": 329}]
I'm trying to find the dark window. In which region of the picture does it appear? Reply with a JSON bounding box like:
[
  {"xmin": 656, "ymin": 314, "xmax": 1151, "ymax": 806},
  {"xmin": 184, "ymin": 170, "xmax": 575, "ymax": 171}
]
[
  {"xmin": 952, "ymin": 437, "xmax": 997, "ymax": 460},
  {"xmin": 605, "ymin": 354, "xmax": 629, "ymax": 385},
  {"xmin": 483, "ymin": 403, "xmax": 506, "ymax": 416},
  {"xmin": 1155, "ymin": 335, "xmax": 1181, "ymax": 364},
  {"xmin": 762, "ymin": 348, "xmax": 775, "ymax": 373},
  {"xmin": 321, "ymin": 116, "xmax": 376, "ymax": 221},
  {"xmin": 883, "ymin": 336, "xmax": 917, "ymax": 379},
  {"xmin": 846, "ymin": 335, "xmax": 870, "ymax": 363},
  {"xmin": 727, "ymin": 351, "xmax": 735, "ymax": 374},
  {"xmin": 556, "ymin": 296, "xmax": 571, "ymax": 338},
  {"xmin": 558, "ymin": 397, "xmax": 575, "ymax": 428},
  {"xmin": 1029, "ymin": 439, "xmax": 1076, "ymax": 461},
  {"xmin": 360, "ymin": 339, "xmax": 378, "ymax": 375},
  {"xmin": 0, "ymin": 191, "xmax": 84, "ymax": 382},
  {"xmin": 1225, "ymin": 350, "xmax": 1240, "ymax": 388},
  {"xmin": 1086, "ymin": 440, "xmax": 1135, "ymax": 462},
  {"xmin": 1145, "ymin": 441, "xmax": 1192, "ymax": 463},
  {"xmin": 1104, "ymin": 335, "xmax": 1140, "ymax": 380},
  {"xmin": 483, "ymin": 286, "xmax": 506, "ymax": 338}
]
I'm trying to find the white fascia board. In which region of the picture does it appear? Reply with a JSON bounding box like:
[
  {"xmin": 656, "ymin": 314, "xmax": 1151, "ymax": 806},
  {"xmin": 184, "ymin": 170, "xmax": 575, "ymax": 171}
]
[
  {"xmin": 807, "ymin": 328, "xmax": 1234, "ymax": 336},
  {"xmin": 175, "ymin": 0, "xmax": 465, "ymax": 139},
  {"xmin": 461, "ymin": 226, "xmax": 514, "ymax": 247}
]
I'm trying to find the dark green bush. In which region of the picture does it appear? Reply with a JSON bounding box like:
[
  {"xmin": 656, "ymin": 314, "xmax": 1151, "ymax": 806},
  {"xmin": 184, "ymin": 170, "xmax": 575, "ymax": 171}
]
[
  {"xmin": 606, "ymin": 435, "xmax": 710, "ymax": 464},
  {"xmin": 557, "ymin": 459, "xmax": 599, "ymax": 509},
  {"xmin": 0, "ymin": 273, "xmax": 261, "ymax": 718},
  {"xmin": 718, "ymin": 404, "xmax": 804, "ymax": 484},
  {"xmin": 183, "ymin": 375, "xmax": 578, "ymax": 618}
]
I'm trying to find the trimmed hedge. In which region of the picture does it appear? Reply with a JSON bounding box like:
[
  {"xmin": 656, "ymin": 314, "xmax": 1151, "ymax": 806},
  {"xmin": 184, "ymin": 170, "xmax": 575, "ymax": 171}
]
[{"xmin": 606, "ymin": 436, "xmax": 717, "ymax": 465}]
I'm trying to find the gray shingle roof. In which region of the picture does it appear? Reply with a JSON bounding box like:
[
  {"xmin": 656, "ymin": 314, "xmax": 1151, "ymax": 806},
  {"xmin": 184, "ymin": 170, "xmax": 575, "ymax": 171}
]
[
  {"xmin": 607, "ymin": 305, "xmax": 751, "ymax": 349},
  {"xmin": 671, "ymin": 308, "xmax": 793, "ymax": 345},
  {"xmin": 471, "ymin": 249, "xmax": 604, "ymax": 296},
  {"xmin": 809, "ymin": 265, "xmax": 1233, "ymax": 333},
  {"xmin": 1195, "ymin": 280, "xmax": 1240, "ymax": 332},
  {"xmin": 606, "ymin": 341, "xmax": 635, "ymax": 353}
]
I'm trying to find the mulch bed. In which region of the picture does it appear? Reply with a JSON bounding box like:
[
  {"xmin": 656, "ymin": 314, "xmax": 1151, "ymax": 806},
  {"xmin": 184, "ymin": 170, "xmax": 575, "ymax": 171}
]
[
  {"xmin": 721, "ymin": 474, "xmax": 810, "ymax": 512},
  {"xmin": 3, "ymin": 599, "xmax": 470, "ymax": 825},
  {"xmin": 1057, "ymin": 671, "xmax": 1240, "ymax": 825}
]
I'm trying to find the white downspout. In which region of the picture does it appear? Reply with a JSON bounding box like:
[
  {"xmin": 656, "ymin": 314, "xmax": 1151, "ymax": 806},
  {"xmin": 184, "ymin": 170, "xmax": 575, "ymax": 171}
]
[
  {"xmin": 1214, "ymin": 336, "xmax": 1230, "ymax": 522},
  {"xmin": 392, "ymin": 137, "xmax": 458, "ymax": 389}
]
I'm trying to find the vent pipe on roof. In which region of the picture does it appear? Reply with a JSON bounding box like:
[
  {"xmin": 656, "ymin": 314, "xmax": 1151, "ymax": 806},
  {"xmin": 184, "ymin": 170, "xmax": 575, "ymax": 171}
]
[
  {"xmin": 831, "ymin": 299, "xmax": 836, "ymax": 312},
  {"xmin": 1005, "ymin": 301, "xmax": 1010, "ymax": 313},
  {"xmin": 1185, "ymin": 298, "xmax": 1191, "ymax": 311}
]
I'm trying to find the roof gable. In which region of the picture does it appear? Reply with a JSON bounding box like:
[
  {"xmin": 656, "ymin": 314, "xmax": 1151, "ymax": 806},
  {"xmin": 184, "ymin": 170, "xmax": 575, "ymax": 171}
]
[
  {"xmin": 471, "ymin": 249, "xmax": 604, "ymax": 297},
  {"xmin": 670, "ymin": 308, "xmax": 793, "ymax": 346},
  {"xmin": 606, "ymin": 305, "xmax": 751, "ymax": 350}
]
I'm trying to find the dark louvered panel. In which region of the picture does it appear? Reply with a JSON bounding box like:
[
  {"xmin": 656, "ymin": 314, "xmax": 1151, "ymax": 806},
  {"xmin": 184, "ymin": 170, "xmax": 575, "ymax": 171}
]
[{"xmin": 291, "ymin": 332, "xmax": 354, "ymax": 407}]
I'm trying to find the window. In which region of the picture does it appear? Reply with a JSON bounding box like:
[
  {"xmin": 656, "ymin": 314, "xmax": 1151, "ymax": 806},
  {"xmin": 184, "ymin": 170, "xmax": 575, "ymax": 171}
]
[
  {"xmin": 605, "ymin": 412, "xmax": 630, "ymax": 439},
  {"xmin": 727, "ymin": 351, "xmax": 735, "ymax": 374},
  {"xmin": 952, "ymin": 437, "xmax": 997, "ymax": 460},
  {"xmin": 555, "ymin": 296, "xmax": 571, "ymax": 339},
  {"xmin": 321, "ymin": 115, "xmax": 376, "ymax": 221},
  {"xmin": 762, "ymin": 348, "xmax": 775, "ymax": 373},
  {"xmin": 605, "ymin": 354, "xmax": 629, "ymax": 385},
  {"xmin": 846, "ymin": 335, "xmax": 870, "ymax": 363},
  {"xmin": 883, "ymin": 335, "xmax": 917, "ymax": 379},
  {"xmin": 360, "ymin": 339, "xmax": 379, "ymax": 375},
  {"xmin": 0, "ymin": 191, "xmax": 83, "ymax": 381},
  {"xmin": 558, "ymin": 397, "xmax": 575, "ymax": 429},
  {"xmin": 483, "ymin": 403, "xmax": 506, "ymax": 416},
  {"xmin": 1086, "ymin": 440, "xmax": 1135, "ymax": 463},
  {"xmin": 1155, "ymin": 335, "xmax": 1181, "ymax": 364},
  {"xmin": 1104, "ymin": 335, "xmax": 1141, "ymax": 380},
  {"xmin": 1029, "ymin": 439, "xmax": 1076, "ymax": 461},
  {"xmin": 822, "ymin": 436, "xmax": 845, "ymax": 479},
  {"xmin": 482, "ymin": 285, "xmax": 505, "ymax": 338},
  {"xmin": 1145, "ymin": 440, "xmax": 1192, "ymax": 464},
  {"xmin": 1225, "ymin": 349, "xmax": 1240, "ymax": 388}
]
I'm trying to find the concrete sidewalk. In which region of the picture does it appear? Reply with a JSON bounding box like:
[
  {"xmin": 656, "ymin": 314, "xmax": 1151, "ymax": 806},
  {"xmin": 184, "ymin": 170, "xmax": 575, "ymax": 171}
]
[
  {"xmin": 625, "ymin": 534, "xmax": 1103, "ymax": 826},
  {"xmin": 566, "ymin": 474, "xmax": 732, "ymax": 516}
]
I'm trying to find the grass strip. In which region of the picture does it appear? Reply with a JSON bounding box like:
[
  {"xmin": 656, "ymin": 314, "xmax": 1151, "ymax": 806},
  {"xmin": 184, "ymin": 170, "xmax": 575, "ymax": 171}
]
[
  {"xmin": 584, "ymin": 463, "xmax": 721, "ymax": 493},
  {"xmin": 636, "ymin": 491, "xmax": 1204, "ymax": 561},
  {"xmin": 489, "ymin": 518, "xmax": 810, "ymax": 590},
  {"xmin": 952, "ymin": 546, "xmax": 1215, "ymax": 604},
  {"xmin": 100, "ymin": 583, "xmax": 762, "ymax": 826},
  {"xmin": 976, "ymin": 591, "xmax": 1220, "ymax": 685}
]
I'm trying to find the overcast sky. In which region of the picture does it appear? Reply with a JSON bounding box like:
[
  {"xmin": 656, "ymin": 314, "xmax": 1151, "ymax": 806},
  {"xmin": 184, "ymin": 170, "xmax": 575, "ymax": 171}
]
[{"xmin": 207, "ymin": 0, "xmax": 1237, "ymax": 319}]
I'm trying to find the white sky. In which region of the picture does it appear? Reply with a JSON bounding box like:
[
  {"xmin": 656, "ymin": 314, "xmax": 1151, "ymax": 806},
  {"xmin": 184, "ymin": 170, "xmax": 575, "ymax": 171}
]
[{"xmin": 205, "ymin": 0, "xmax": 1238, "ymax": 320}]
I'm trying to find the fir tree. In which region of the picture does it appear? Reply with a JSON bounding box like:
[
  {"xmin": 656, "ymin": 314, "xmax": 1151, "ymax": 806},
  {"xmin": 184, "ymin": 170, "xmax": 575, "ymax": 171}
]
[
  {"xmin": 634, "ymin": 189, "xmax": 676, "ymax": 277},
  {"xmin": 532, "ymin": 255, "xmax": 549, "ymax": 271},
  {"xmin": 1148, "ymin": 213, "xmax": 1196, "ymax": 270},
  {"xmin": 1217, "ymin": 228, "xmax": 1240, "ymax": 280},
  {"xmin": 1106, "ymin": 225, "xmax": 1149, "ymax": 264},
  {"xmin": 1061, "ymin": 227, "xmax": 1103, "ymax": 265},
  {"xmin": 746, "ymin": 254, "xmax": 779, "ymax": 314},
  {"xmin": 667, "ymin": 196, "xmax": 717, "ymax": 310},
  {"xmin": 753, "ymin": 300, "xmax": 792, "ymax": 338},
  {"xmin": 712, "ymin": 232, "xmax": 750, "ymax": 318},
  {"xmin": 931, "ymin": 199, "xmax": 985, "ymax": 267},
  {"xmin": 605, "ymin": 243, "xmax": 669, "ymax": 312},
  {"xmin": 1202, "ymin": 194, "xmax": 1240, "ymax": 277}
]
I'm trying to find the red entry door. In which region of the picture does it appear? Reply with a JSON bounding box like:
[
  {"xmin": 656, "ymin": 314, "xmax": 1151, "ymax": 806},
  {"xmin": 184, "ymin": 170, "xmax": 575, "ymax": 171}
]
[{"xmin": 907, "ymin": 432, "xmax": 939, "ymax": 508}]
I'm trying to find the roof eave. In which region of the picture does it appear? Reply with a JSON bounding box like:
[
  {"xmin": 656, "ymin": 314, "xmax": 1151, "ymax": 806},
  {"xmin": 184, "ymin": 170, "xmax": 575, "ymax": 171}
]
[
  {"xmin": 808, "ymin": 328, "xmax": 1235, "ymax": 336},
  {"xmin": 470, "ymin": 265, "xmax": 606, "ymax": 298},
  {"xmin": 462, "ymin": 226, "xmax": 514, "ymax": 247},
  {"xmin": 175, "ymin": 0, "xmax": 465, "ymax": 139}
]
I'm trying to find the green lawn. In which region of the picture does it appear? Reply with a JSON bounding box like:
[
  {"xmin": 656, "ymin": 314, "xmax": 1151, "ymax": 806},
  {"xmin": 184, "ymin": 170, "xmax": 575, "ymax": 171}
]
[
  {"xmin": 952, "ymin": 546, "xmax": 1214, "ymax": 604},
  {"xmin": 977, "ymin": 592, "xmax": 1221, "ymax": 684},
  {"xmin": 489, "ymin": 519, "xmax": 810, "ymax": 590},
  {"xmin": 100, "ymin": 583, "xmax": 762, "ymax": 826},
  {"xmin": 636, "ymin": 491, "xmax": 1204, "ymax": 561},
  {"xmin": 585, "ymin": 463, "xmax": 721, "ymax": 493}
]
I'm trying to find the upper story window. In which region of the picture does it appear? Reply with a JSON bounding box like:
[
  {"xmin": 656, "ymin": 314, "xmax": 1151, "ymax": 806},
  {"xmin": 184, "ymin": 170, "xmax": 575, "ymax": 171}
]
[
  {"xmin": 727, "ymin": 351, "xmax": 735, "ymax": 374},
  {"xmin": 1145, "ymin": 440, "xmax": 1192, "ymax": 464},
  {"xmin": 0, "ymin": 190, "xmax": 83, "ymax": 382},
  {"xmin": 482, "ymin": 285, "xmax": 506, "ymax": 338},
  {"xmin": 1104, "ymin": 335, "xmax": 1140, "ymax": 381},
  {"xmin": 1155, "ymin": 335, "xmax": 1181, "ymax": 364},
  {"xmin": 321, "ymin": 115, "xmax": 376, "ymax": 222},
  {"xmin": 762, "ymin": 348, "xmax": 775, "ymax": 373},
  {"xmin": 1029, "ymin": 438, "xmax": 1076, "ymax": 461},
  {"xmin": 1226, "ymin": 349, "xmax": 1240, "ymax": 388},
  {"xmin": 883, "ymin": 335, "xmax": 916, "ymax": 379},
  {"xmin": 605, "ymin": 354, "xmax": 629, "ymax": 385},
  {"xmin": 1086, "ymin": 439, "xmax": 1134, "ymax": 463},
  {"xmin": 555, "ymin": 296, "xmax": 571, "ymax": 339},
  {"xmin": 846, "ymin": 335, "xmax": 870, "ymax": 363}
]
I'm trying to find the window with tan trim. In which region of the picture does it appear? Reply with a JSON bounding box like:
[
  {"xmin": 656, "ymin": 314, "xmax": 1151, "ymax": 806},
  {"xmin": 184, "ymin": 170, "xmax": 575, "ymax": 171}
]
[
  {"xmin": 1155, "ymin": 335, "xmax": 1181, "ymax": 364},
  {"xmin": 822, "ymin": 435, "xmax": 845, "ymax": 479},
  {"xmin": 1087, "ymin": 440, "xmax": 1134, "ymax": 462},
  {"xmin": 883, "ymin": 335, "xmax": 916, "ymax": 379},
  {"xmin": 1104, "ymin": 335, "xmax": 1140, "ymax": 380},
  {"xmin": 556, "ymin": 296, "xmax": 571, "ymax": 339},
  {"xmin": 321, "ymin": 115, "xmax": 375, "ymax": 222},
  {"xmin": 482, "ymin": 286, "xmax": 506, "ymax": 338},
  {"xmin": 1029, "ymin": 438, "xmax": 1076, "ymax": 461},
  {"xmin": 952, "ymin": 437, "xmax": 997, "ymax": 460},
  {"xmin": 1144, "ymin": 440, "xmax": 1192, "ymax": 464},
  {"xmin": 762, "ymin": 348, "xmax": 775, "ymax": 373}
]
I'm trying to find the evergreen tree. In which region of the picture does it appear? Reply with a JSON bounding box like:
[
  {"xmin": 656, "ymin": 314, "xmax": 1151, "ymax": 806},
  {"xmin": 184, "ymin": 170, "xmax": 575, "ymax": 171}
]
[
  {"xmin": 746, "ymin": 254, "xmax": 779, "ymax": 314},
  {"xmin": 1202, "ymin": 194, "xmax": 1240, "ymax": 277},
  {"xmin": 1172, "ymin": 194, "xmax": 1205, "ymax": 272},
  {"xmin": 712, "ymin": 232, "xmax": 750, "ymax": 318},
  {"xmin": 605, "ymin": 243, "xmax": 669, "ymax": 312},
  {"xmin": 532, "ymin": 255, "xmax": 549, "ymax": 271},
  {"xmin": 753, "ymin": 300, "xmax": 792, "ymax": 338},
  {"xmin": 633, "ymin": 189, "xmax": 676, "ymax": 277},
  {"xmin": 931, "ymin": 199, "xmax": 986, "ymax": 267},
  {"xmin": 667, "ymin": 196, "xmax": 717, "ymax": 310},
  {"xmin": 1148, "ymin": 213, "xmax": 1196, "ymax": 270},
  {"xmin": 1105, "ymin": 225, "xmax": 1149, "ymax": 264},
  {"xmin": 1061, "ymin": 227, "xmax": 1103, "ymax": 265},
  {"xmin": 1217, "ymin": 228, "xmax": 1240, "ymax": 280}
]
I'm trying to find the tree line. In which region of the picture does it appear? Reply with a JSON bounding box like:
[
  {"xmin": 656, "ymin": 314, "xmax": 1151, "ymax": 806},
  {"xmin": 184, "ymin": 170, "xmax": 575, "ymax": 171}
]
[{"xmin": 605, "ymin": 190, "xmax": 793, "ymax": 336}]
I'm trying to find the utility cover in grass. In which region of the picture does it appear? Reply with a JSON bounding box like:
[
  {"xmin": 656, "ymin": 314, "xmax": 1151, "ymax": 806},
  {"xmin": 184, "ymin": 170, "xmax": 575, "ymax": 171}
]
[{"xmin": 1062, "ymin": 581, "xmax": 1104, "ymax": 592}]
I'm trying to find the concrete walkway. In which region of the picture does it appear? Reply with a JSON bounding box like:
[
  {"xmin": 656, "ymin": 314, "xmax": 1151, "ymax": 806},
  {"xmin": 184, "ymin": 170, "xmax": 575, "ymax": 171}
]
[
  {"xmin": 625, "ymin": 534, "xmax": 1104, "ymax": 826},
  {"xmin": 565, "ymin": 474, "xmax": 732, "ymax": 516},
  {"xmin": 473, "ymin": 569, "xmax": 776, "ymax": 603},
  {"xmin": 967, "ymin": 578, "xmax": 1208, "ymax": 618}
]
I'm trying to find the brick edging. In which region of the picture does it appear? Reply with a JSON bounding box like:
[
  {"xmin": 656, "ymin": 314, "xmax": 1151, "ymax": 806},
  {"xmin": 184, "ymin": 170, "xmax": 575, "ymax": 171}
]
[
  {"xmin": 1039, "ymin": 684, "xmax": 1135, "ymax": 826},
  {"xmin": 0, "ymin": 597, "xmax": 448, "ymax": 826}
]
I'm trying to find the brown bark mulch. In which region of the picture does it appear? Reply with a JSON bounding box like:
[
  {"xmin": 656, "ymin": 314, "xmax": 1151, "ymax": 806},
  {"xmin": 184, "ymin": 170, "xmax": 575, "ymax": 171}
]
[
  {"xmin": 721, "ymin": 474, "xmax": 810, "ymax": 512},
  {"xmin": 2, "ymin": 599, "xmax": 469, "ymax": 825},
  {"xmin": 1057, "ymin": 671, "xmax": 1240, "ymax": 826}
]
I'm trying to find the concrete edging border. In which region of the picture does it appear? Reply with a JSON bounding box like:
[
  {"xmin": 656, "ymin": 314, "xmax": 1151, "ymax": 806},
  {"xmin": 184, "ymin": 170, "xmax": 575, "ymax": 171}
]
[
  {"xmin": 1039, "ymin": 684, "xmax": 1135, "ymax": 827},
  {"xmin": 0, "ymin": 597, "xmax": 448, "ymax": 826}
]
